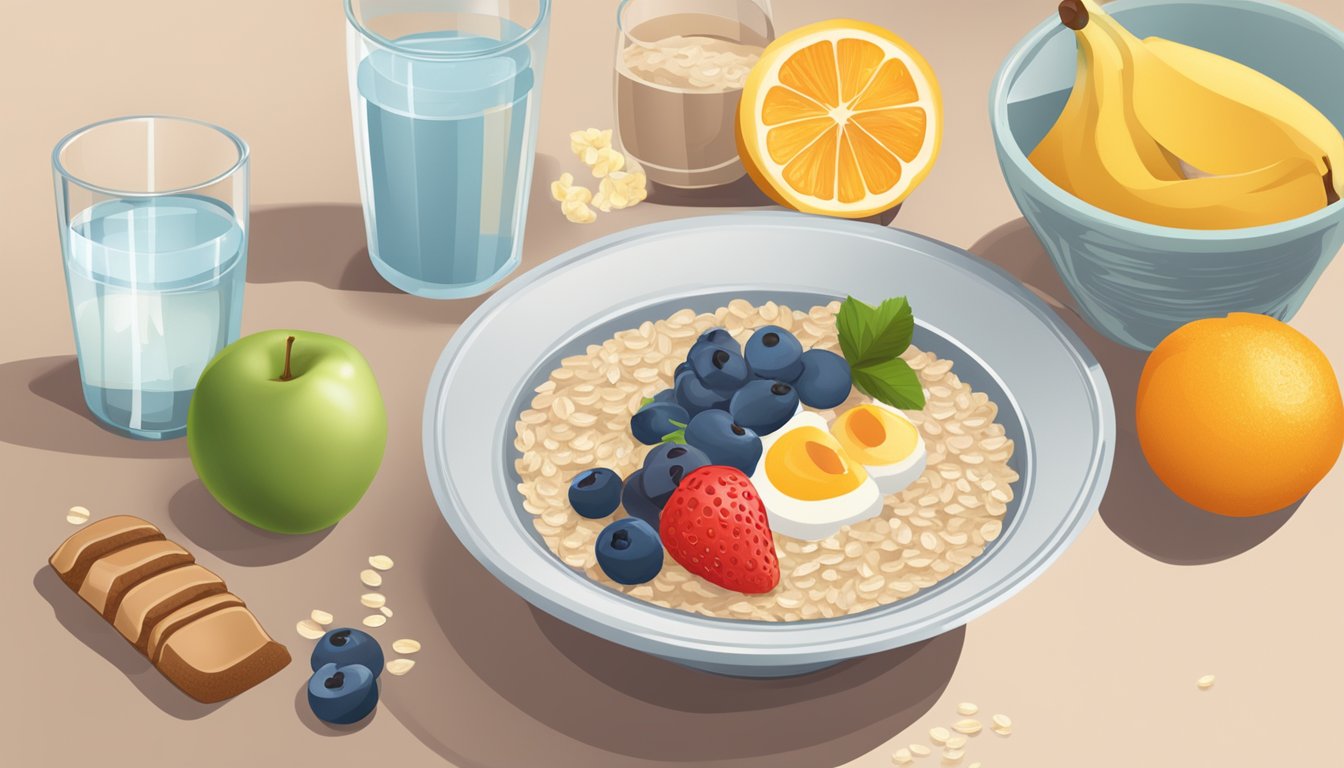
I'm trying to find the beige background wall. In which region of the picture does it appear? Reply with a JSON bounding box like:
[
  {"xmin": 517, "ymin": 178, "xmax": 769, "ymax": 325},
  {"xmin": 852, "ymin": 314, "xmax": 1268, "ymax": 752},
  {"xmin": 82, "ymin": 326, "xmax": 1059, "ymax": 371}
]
[{"xmin": 4, "ymin": 1, "xmax": 1342, "ymax": 766}]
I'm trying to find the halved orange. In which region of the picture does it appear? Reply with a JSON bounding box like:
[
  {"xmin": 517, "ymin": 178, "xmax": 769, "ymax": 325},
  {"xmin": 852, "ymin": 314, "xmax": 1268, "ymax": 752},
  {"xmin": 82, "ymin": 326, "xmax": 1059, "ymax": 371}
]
[{"xmin": 737, "ymin": 19, "xmax": 943, "ymax": 218}]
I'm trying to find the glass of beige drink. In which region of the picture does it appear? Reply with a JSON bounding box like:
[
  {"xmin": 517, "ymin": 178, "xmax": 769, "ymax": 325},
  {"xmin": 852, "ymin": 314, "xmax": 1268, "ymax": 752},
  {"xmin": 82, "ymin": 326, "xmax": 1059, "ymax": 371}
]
[{"xmin": 615, "ymin": 0, "xmax": 774, "ymax": 189}]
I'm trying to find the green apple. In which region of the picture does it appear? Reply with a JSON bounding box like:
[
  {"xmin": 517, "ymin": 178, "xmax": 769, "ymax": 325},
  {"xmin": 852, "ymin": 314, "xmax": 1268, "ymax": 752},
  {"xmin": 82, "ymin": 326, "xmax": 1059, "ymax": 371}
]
[{"xmin": 188, "ymin": 329, "xmax": 387, "ymax": 534}]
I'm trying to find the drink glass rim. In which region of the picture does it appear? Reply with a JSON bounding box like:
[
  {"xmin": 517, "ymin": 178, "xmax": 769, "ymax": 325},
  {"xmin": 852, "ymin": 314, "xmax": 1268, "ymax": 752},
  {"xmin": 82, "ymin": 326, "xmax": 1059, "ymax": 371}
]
[
  {"xmin": 616, "ymin": 0, "xmax": 774, "ymax": 40},
  {"xmin": 52, "ymin": 114, "xmax": 249, "ymax": 200},
  {"xmin": 345, "ymin": 0, "xmax": 551, "ymax": 62}
]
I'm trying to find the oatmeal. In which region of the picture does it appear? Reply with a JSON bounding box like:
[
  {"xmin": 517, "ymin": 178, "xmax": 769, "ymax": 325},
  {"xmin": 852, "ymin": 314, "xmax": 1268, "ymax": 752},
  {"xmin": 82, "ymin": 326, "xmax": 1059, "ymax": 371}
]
[{"xmin": 513, "ymin": 300, "xmax": 1018, "ymax": 621}]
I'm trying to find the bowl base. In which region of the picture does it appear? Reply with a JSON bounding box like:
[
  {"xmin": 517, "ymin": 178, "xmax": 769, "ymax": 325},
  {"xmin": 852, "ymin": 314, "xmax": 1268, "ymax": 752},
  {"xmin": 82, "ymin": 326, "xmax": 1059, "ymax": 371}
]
[{"xmin": 664, "ymin": 656, "xmax": 843, "ymax": 678}]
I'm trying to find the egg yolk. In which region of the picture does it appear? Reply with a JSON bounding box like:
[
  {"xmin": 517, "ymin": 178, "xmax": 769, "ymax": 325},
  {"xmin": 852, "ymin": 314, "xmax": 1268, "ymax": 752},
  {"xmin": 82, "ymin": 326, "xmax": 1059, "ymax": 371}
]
[
  {"xmin": 832, "ymin": 405, "xmax": 920, "ymax": 465},
  {"xmin": 764, "ymin": 426, "xmax": 869, "ymax": 501}
]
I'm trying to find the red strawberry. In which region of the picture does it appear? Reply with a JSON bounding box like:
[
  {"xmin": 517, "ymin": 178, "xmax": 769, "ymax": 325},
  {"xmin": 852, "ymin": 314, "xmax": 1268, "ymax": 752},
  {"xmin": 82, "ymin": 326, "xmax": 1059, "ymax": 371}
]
[{"xmin": 659, "ymin": 465, "xmax": 779, "ymax": 594}]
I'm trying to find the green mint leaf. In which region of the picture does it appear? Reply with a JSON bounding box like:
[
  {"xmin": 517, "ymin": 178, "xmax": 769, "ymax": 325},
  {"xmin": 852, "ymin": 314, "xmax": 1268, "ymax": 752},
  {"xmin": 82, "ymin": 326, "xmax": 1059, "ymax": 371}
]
[
  {"xmin": 836, "ymin": 295, "xmax": 870, "ymax": 365},
  {"xmin": 639, "ymin": 397, "xmax": 655, "ymax": 409},
  {"xmin": 836, "ymin": 295, "xmax": 914, "ymax": 368},
  {"xmin": 660, "ymin": 428, "xmax": 687, "ymax": 445},
  {"xmin": 863, "ymin": 296, "xmax": 913, "ymax": 363},
  {"xmin": 851, "ymin": 358, "xmax": 926, "ymax": 410}
]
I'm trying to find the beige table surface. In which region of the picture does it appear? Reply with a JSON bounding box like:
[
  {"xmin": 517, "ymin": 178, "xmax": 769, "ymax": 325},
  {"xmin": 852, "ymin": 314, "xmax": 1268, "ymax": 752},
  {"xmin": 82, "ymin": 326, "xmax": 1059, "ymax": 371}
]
[{"xmin": 5, "ymin": 1, "xmax": 1343, "ymax": 766}]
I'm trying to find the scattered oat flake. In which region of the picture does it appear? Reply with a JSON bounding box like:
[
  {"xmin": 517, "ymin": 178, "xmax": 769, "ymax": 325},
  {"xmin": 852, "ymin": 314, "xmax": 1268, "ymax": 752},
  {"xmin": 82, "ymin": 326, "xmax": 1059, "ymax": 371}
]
[
  {"xmin": 362, "ymin": 614, "xmax": 387, "ymax": 628},
  {"xmin": 957, "ymin": 702, "xmax": 979, "ymax": 716},
  {"xmin": 360, "ymin": 569, "xmax": 383, "ymax": 587},
  {"xmin": 945, "ymin": 735, "xmax": 967, "ymax": 750},
  {"xmin": 589, "ymin": 146, "xmax": 626, "ymax": 177},
  {"xmin": 392, "ymin": 639, "xmax": 421, "ymax": 655},
  {"xmin": 909, "ymin": 744, "xmax": 932, "ymax": 757},
  {"xmin": 942, "ymin": 747, "xmax": 965, "ymax": 763},
  {"xmin": 66, "ymin": 506, "xmax": 91, "ymax": 525},
  {"xmin": 310, "ymin": 609, "xmax": 334, "ymax": 626},
  {"xmin": 954, "ymin": 718, "xmax": 981, "ymax": 735},
  {"xmin": 379, "ymin": 606, "xmax": 393, "ymax": 618},
  {"xmin": 969, "ymin": 763, "xmax": 982, "ymax": 768},
  {"xmin": 930, "ymin": 726, "xmax": 950, "ymax": 744},
  {"xmin": 569, "ymin": 128, "xmax": 612, "ymax": 165},
  {"xmin": 561, "ymin": 198, "xmax": 597, "ymax": 224},
  {"xmin": 1198, "ymin": 674, "xmax": 1215, "ymax": 690},
  {"xmin": 386, "ymin": 658, "xmax": 416, "ymax": 676},
  {"xmin": 369, "ymin": 555, "xmax": 394, "ymax": 571},
  {"xmin": 551, "ymin": 172, "xmax": 582, "ymax": 201},
  {"xmin": 991, "ymin": 714, "xmax": 1012, "ymax": 729},
  {"xmin": 892, "ymin": 747, "xmax": 913, "ymax": 764},
  {"xmin": 594, "ymin": 170, "xmax": 648, "ymax": 211},
  {"xmin": 296, "ymin": 620, "xmax": 325, "ymax": 639},
  {"xmin": 360, "ymin": 592, "xmax": 386, "ymax": 608}
]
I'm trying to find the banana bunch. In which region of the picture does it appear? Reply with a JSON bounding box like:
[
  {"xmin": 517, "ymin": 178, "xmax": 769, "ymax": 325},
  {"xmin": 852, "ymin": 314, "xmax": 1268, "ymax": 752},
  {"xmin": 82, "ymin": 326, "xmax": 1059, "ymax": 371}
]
[{"xmin": 1029, "ymin": 0, "xmax": 1343, "ymax": 229}]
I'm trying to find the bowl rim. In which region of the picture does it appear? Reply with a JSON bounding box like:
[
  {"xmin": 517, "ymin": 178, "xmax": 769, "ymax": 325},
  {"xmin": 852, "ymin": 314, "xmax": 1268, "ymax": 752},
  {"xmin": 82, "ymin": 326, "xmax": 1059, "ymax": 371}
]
[
  {"xmin": 422, "ymin": 212, "xmax": 1116, "ymax": 668},
  {"xmin": 989, "ymin": 0, "xmax": 1344, "ymax": 244}
]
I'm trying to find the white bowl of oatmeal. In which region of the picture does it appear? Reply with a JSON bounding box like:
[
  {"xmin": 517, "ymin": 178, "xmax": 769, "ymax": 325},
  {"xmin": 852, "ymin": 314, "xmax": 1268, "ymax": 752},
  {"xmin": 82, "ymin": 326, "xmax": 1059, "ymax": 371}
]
[{"xmin": 424, "ymin": 212, "xmax": 1114, "ymax": 677}]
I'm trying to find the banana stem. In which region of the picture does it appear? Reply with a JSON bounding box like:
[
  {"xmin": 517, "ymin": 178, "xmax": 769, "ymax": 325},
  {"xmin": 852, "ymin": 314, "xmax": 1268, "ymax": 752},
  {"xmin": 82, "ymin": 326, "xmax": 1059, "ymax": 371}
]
[{"xmin": 1059, "ymin": 0, "xmax": 1089, "ymax": 30}]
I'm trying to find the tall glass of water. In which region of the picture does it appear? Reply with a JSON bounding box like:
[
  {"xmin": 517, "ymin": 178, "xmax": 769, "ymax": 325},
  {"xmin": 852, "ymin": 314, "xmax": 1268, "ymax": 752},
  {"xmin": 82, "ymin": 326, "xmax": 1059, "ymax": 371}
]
[
  {"xmin": 345, "ymin": 0, "xmax": 551, "ymax": 299},
  {"xmin": 52, "ymin": 116, "xmax": 249, "ymax": 440}
]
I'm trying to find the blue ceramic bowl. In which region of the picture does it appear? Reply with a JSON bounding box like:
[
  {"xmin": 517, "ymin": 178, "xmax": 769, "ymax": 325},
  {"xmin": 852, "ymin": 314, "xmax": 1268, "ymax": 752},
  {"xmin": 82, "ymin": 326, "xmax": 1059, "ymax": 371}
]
[{"xmin": 990, "ymin": 0, "xmax": 1344, "ymax": 351}]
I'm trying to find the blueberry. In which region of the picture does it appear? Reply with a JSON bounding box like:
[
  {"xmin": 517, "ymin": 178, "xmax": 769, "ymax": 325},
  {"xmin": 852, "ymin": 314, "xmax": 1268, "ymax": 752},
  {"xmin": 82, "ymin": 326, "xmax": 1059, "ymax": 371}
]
[
  {"xmin": 621, "ymin": 469, "xmax": 663, "ymax": 526},
  {"xmin": 641, "ymin": 442, "xmax": 711, "ymax": 501},
  {"xmin": 729, "ymin": 379, "xmax": 800, "ymax": 435},
  {"xmin": 311, "ymin": 628, "xmax": 384, "ymax": 677},
  {"xmin": 674, "ymin": 369, "xmax": 731, "ymax": 415},
  {"xmin": 745, "ymin": 325, "xmax": 804, "ymax": 381},
  {"xmin": 674, "ymin": 361, "xmax": 691, "ymax": 380},
  {"xmin": 307, "ymin": 662, "xmax": 378, "ymax": 725},
  {"xmin": 688, "ymin": 343, "xmax": 752, "ymax": 391},
  {"xmin": 567, "ymin": 467, "xmax": 622, "ymax": 519},
  {"xmin": 695, "ymin": 327, "xmax": 740, "ymax": 354},
  {"xmin": 795, "ymin": 349, "xmax": 853, "ymax": 409},
  {"xmin": 595, "ymin": 518, "xmax": 664, "ymax": 585},
  {"xmin": 684, "ymin": 409, "xmax": 763, "ymax": 475},
  {"xmin": 630, "ymin": 401, "xmax": 689, "ymax": 446},
  {"xmin": 649, "ymin": 388, "xmax": 676, "ymax": 405},
  {"xmin": 681, "ymin": 329, "xmax": 738, "ymax": 390}
]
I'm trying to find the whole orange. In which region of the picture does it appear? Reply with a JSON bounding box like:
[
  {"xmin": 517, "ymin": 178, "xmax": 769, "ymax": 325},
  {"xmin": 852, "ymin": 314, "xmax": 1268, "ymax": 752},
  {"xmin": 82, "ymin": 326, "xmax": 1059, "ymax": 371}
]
[{"xmin": 1136, "ymin": 313, "xmax": 1343, "ymax": 517}]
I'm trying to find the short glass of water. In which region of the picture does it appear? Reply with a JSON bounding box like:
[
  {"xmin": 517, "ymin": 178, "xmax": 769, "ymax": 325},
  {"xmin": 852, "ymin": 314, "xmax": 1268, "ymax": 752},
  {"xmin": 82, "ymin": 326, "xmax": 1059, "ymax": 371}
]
[{"xmin": 52, "ymin": 116, "xmax": 249, "ymax": 440}]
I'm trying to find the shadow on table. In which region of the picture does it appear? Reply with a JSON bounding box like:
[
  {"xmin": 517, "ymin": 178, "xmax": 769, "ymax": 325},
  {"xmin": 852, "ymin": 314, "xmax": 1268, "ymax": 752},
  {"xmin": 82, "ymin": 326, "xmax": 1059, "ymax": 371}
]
[
  {"xmin": 246, "ymin": 203, "xmax": 393, "ymax": 293},
  {"xmin": 970, "ymin": 220, "xmax": 1299, "ymax": 565},
  {"xmin": 530, "ymin": 608, "xmax": 962, "ymax": 739},
  {"xmin": 245, "ymin": 153, "xmax": 574, "ymax": 326},
  {"xmin": 0, "ymin": 355, "xmax": 187, "ymax": 459},
  {"xmin": 245, "ymin": 156, "xmax": 897, "ymax": 332},
  {"xmin": 167, "ymin": 480, "xmax": 332, "ymax": 567},
  {"xmin": 384, "ymin": 522, "xmax": 962, "ymax": 768},
  {"xmin": 645, "ymin": 176, "xmax": 901, "ymax": 226},
  {"xmin": 31, "ymin": 567, "xmax": 226, "ymax": 720},
  {"xmin": 646, "ymin": 174, "xmax": 775, "ymax": 207}
]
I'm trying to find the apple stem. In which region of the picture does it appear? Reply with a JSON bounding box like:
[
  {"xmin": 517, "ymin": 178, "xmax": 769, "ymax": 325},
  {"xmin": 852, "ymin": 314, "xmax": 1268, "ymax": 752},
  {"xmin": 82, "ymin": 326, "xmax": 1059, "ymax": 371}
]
[{"xmin": 279, "ymin": 336, "xmax": 296, "ymax": 382}]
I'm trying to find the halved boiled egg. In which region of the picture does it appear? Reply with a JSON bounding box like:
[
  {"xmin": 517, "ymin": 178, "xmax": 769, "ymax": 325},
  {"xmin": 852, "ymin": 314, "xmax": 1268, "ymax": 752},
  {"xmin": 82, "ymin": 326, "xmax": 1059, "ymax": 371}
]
[
  {"xmin": 750, "ymin": 411, "xmax": 883, "ymax": 541},
  {"xmin": 831, "ymin": 402, "xmax": 927, "ymax": 495}
]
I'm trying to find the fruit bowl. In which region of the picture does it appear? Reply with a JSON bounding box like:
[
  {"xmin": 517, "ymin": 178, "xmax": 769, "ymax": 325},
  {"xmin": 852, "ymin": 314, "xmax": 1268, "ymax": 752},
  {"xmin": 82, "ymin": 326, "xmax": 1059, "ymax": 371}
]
[
  {"xmin": 990, "ymin": 0, "xmax": 1344, "ymax": 351},
  {"xmin": 423, "ymin": 212, "xmax": 1114, "ymax": 677}
]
